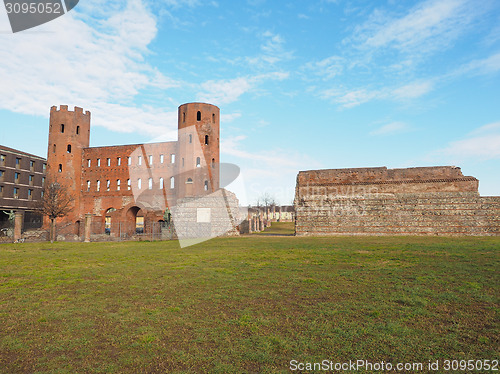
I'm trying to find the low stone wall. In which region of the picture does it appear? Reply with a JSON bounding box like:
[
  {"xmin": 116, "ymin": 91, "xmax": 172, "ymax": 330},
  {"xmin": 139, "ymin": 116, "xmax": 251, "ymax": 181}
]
[{"xmin": 295, "ymin": 167, "xmax": 500, "ymax": 236}]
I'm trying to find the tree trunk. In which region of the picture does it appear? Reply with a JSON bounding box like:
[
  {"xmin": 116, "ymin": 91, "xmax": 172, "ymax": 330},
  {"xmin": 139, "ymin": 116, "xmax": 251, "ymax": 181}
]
[{"xmin": 50, "ymin": 218, "xmax": 55, "ymax": 243}]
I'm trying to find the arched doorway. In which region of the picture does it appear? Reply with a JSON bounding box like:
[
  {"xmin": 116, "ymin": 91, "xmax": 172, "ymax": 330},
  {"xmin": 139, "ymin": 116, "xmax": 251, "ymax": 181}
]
[
  {"xmin": 126, "ymin": 206, "xmax": 144, "ymax": 236},
  {"xmin": 105, "ymin": 208, "xmax": 117, "ymax": 235}
]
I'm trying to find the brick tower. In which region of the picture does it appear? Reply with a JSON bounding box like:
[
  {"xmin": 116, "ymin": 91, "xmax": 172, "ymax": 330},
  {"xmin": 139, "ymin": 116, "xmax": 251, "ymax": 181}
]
[
  {"xmin": 46, "ymin": 106, "xmax": 91, "ymax": 226},
  {"xmin": 177, "ymin": 103, "xmax": 220, "ymax": 198}
]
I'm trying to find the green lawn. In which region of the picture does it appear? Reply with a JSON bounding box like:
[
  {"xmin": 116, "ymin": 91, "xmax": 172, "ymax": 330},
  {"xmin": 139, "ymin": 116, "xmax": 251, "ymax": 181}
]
[
  {"xmin": 0, "ymin": 236, "xmax": 498, "ymax": 373},
  {"xmin": 253, "ymin": 221, "xmax": 295, "ymax": 236}
]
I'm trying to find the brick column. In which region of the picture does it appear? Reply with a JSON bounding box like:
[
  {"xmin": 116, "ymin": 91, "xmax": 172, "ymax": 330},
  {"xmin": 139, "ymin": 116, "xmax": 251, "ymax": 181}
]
[
  {"xmin": 84, "ymin": 214, "xmax": 92, "ymax": 243},
  {"xmin": 14, "ymin": 211, "xmax": 23, "ymax": 242}
]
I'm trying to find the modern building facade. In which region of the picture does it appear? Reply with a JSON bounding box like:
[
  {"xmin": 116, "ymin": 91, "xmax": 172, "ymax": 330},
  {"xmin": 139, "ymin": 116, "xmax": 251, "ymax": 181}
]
[{"xmin": 0, "ymin": 145, "xmax": 46, "ymax": 230}]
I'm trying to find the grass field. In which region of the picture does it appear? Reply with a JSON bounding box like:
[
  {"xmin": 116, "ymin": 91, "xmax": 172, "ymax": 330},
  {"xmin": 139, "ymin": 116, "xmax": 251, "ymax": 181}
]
[
  {"xmin": 0, "ymin": 236, "xmax": 499, "ymax": 373},
  {"xmin": 252, "ymin": 222, "xmax": 295, "ymax": 236}
]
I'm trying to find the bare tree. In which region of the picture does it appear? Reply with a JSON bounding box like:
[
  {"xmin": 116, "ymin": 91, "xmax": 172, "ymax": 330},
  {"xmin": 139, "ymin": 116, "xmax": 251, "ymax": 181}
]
[
  {"xmin": 34, "ymin": 181, "xmax": 74, "ymax": 243},
  {"xmin": 257, "ymin": 192, "xmax": 276, "ymax": 222}
]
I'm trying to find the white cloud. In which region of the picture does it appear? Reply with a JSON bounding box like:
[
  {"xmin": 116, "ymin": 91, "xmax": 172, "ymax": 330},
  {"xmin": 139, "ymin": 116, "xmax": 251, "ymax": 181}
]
[
  {"xmin": 354, "ymin": 0, "xmax": 481, "ymax": 56},
  {"xmin": 370, "ymin": 122, "xmax": 411, "ymax": 136},
  {"xmin": 391, "ymin": 80, "xmax": 434, "ymax": 99},
  {"xmin": 0, "ymin": 0, "xmax": 180, "ymax": 136},
  {"xmin": 197, "ymin": 72, "xmax": 289, "ymax": 105},
  {"xmin": 437, "ymin": 121, "xmax": 500, "ymax": 160},
  {"xmin": 305, "ymin": 56, "xmax": 345, "ymax": 80},
  {"xmin": 246, "ymin": 31, "xmax": 294, "ymax": 68},
  {"xmin": 452, "ymin": 52, "xmax": 500, "ymax": 76}
]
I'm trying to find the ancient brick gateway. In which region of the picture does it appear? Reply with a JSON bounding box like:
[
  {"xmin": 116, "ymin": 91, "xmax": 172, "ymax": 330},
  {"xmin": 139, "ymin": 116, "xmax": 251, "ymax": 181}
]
[
  {"xmin": 45, "ymin": 103, "xmax": 225, "ymax": 240},
  {"xmin": 294, "ymin": 166, "xmax": 499, "ymax": 236}
]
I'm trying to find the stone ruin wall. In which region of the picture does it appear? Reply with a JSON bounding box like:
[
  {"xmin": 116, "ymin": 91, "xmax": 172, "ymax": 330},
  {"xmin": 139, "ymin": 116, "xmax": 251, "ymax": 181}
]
[{"xmin": 295, "ymin": 166, "xmax": 500, "ymax": 236}]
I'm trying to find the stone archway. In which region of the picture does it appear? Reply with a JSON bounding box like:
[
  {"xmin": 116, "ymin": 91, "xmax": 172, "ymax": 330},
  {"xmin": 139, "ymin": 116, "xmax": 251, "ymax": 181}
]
[{"xmin": 126, "ymin": 206, "xmax": 145, "ymax": 236}]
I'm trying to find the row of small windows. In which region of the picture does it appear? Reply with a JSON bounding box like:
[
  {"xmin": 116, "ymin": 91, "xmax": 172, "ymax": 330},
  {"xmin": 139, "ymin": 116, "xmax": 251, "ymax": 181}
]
[
  {"xmin": 60, "ymin": 124, "xmax": 80, "ymax": 134},
  {"xmin": 87, "ymin": 177, "xmax": 209, "ymax": 191},
  {"xmin": 182, "ymin": 111, "xmax": 216, "ymax": 123},
  {"xmin": 0, "ymin": 170, "xmax": 45, "ymax": 185},
  {"xmin": 0, "ymin": 155, "xmax": 46, "ymax": 172},
  {"xmin": 0, "ymin": 185, "xmax": 36, "ymax": 200},
  {"xmin": 86, "ymin": 154, "xmax": 177, "ymax": 168}
]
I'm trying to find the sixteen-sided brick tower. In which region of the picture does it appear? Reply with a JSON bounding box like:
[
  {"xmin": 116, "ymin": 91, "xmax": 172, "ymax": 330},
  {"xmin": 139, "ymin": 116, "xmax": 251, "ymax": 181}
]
[{"xmin": 45, "ymin": 103, "xmax": 220, "ymax": 238}]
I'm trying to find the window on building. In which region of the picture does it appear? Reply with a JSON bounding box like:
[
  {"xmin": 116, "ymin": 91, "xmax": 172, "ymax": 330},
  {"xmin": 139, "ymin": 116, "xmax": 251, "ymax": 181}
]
[
  {"xmin": 211, "ymin": 158, "xmax": 215, "ymax": 168},
  {"xmin": 76, "ymin": 126, "xmax": 80, "ymax": 135},
  {"xmin": 117, "ymin": 157, "xmax": 121, "ymax": 166},
  {"xmin": 204, "ymin": 180, "xmax": 208, "ymax": 191},
  {"xmin": 127, "ymin": 157, "xmax": 131, "ymax": 166},
  {"xmin": 0, "ymin": 154, "xmax": 5, "ymax": 166},
  {"xmin": 15, "ymin": 172, "xmax": 20, "ymax": 183},
  {"xmin": 97, "ymin": 180, "xmax": 100, "ymax": 191},
  {"xmin": 189, "ymin": 134, "xmax": 192, "ymax": 144},
  {"xmin": 149, "ymin": 155, "xmax": 153, "ymax": 165},
  {"xmin": 205, "ymin": 135, "xmax": 209, "ymax": 145},
  {"xmin": 97, "ymin": 158, "xmax": 101, "ymax": 167},
  {"xmin": 0, "ymin": 170, "xmax": 3, "ymax": 181},
  {"xmin": 182, "ymin": 158, "xmax": 184, "ymax": 167},
  {"xmin": 61, "ymin": 124, "xmax": 65, "ymax": 133},
  {"xmin": 159, "ymin": 178, "xmax": 164, "ymax": 189},
  {"xmin": 41, "ymin": 190, "xmax": 44, "ymax": 198},
  {"xmin": 53, "ymin": 144, "xmax": 56, "ymax": 153},
  {"xmin": 170, "ymin": 177, "xmax": 175, "ymax": 189},
  {"xmin": 138, "ymin": 156, "xmax": 142, "ymax": 166},
  {"xmin": 107, "ymin": 158, "xmax": 111, "ymax": 167},
  {"xmin": 28, "ymin": 189, "xmax": 33, "ymax": 200},
  {"xmin": 160, "ymin": 154, "xmax": 164, "ymax": 164},
  {"xmin": 127, "ymin": 179, "xmax": 131, "ymax": 190},
  {"xmin": 196, "ymin": 157, "xmax": 201, "ymax": 167},
  {"xmin": 87, "ymin": 180, "xmax": 90, "ymax": 191},
  {"xmin": 106, "ymin": 180, "xmax": 110, "ymax": 191},
  {"xmin": 29, "ymin": 175, "xmax": 34, "ymax": 186},
  {"xmin": 15, "ymin": 158, "xmax": 21, "ymax": 168},
  {"xmin": 67, "ymin": 144, "xmax": 72, "ymax": 153},
  {"xmin": 13, "ymin": 187, "xmax": 19, "ymax": 199},
  {"xmin": 212, "ymin": 113, "xmax": 215, "ymax": 123},
  {"xmin": 117, "ymin": 179, "xmax": 121, "ymax": 191},
  {"xmin": 87, "ymin": 159, "xmax": 91, "ymax": 167},
  {"xmin": 138, "ymin": 178, "xmax": 142, "ymax": 189},
  {"xmin": 42, "ymin": 177, "xmax": 45, "ymax": 186},
  {"xmin": 43, "ymin": 163, "xmax": 46, "ymax": 172},
  {"xmin": 183, "ymin": 112, "xmax": 185, "ymax": 122},
  {"xmin": 58, "ymin": 164, "xmax": 63, "ymax": 173},
  {"xmin": 148, "ymin": 178, "xmax": 153, "ymax": 189},
  {"xmin": 30, "ymin": 160, "xmax": 35, "ymax": 171},
  {"xmin": 197, "ymin": 111, "xmax": 201, "ymax": 121},
  {"xmin": 186, "ymin": 178, "xmax": 193, "ymax": 184},
  {"xmin": 0, "ymin": 185, "xmax": 3, "ymax": 197}
]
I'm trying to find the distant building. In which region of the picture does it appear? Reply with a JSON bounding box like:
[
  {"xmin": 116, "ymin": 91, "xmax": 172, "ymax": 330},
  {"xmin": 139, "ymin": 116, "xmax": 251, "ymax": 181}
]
[{"xmin": 0, "ymin": 145, "xmax": 46, "ymax": 230}]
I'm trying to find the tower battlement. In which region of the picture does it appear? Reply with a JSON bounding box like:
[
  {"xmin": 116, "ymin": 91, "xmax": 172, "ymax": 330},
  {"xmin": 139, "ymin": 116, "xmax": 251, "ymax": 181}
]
[{"xmin": 50, "ymin": 105, "xmax": 91, "ymax": 116}]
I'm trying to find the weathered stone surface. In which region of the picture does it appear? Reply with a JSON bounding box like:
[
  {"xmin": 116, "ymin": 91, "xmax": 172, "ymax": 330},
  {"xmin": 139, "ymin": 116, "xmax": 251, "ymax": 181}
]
[{"xmin": 295, "ymin": 166, "xmax": 499, "ymax": 236}]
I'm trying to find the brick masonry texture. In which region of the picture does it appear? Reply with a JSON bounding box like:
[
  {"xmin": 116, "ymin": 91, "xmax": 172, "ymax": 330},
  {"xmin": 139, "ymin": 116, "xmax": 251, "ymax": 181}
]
[
  {"xmin": 45, "ymin": 103, "xmax": 223, "ymax": 238},
  {"xmin": 294, "ymin": 166, "xmax": 499, "ymax": 236}
]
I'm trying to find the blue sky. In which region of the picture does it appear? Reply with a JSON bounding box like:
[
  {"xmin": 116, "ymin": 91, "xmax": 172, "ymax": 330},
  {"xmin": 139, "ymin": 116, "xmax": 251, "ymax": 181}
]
[{"xmin": 0, "ymin": 0, "xmax": 499, "ymax": 204}]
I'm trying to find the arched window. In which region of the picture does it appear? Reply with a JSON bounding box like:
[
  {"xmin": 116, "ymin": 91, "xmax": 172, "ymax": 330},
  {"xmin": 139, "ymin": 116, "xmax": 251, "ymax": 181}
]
[
  {"xmin": 67, "ymin": 144, "xmax": 72, "ymax": 153},
  {"xmin": 76, "ymin": 126, "xmax": 80, "ymax": 135},
  {"xmin": 60, "ymin": 124, "xmax": 65, "ymax": 133},
  {"xmin": 204, "ymin": 180, "xmax": 208, "ymax": 191},
  {"xmin": 53, "ymin": 144, "xmax": 56, "ymax": 153},
  {"xmin": 170, "ymin": 177, "xmax": 175, "ymax": 189},
  {"xmin": 58, "ymin": 164, "xmax": 62, "ymax": 173},
  {"xmin": 183, "ymin": 112, "xmax": 186, "ymax": 123},
  {"xmin": 196, "ymin": 157, "xmax": 201, "ymax": 167},
  {"xmin": 212, "ymin": 113, "xmax": 215, "ymax": 123},
  {"xmin": 97, "ymin": 180, "xmax": 100, "ymax": 191},
  {"xmin": 159, "ymin": 178, "xmax": 164, "ymax": 189},
  {"xmin": 211, "ymin": 158, "xmax": 215, "ymax": 168},
  {"xmin": 148, "ymin": 178, "xmax": 153, "ymax": 189},
  {"xmin": 205, "ymin": 135, "xmax": 209, "ymax": 145},
  {"xmin": 189, "ymin": 134, "xmax": 192, "ymax": 144},
  {"xmin": 197, "ymin": 111, "xmax": 201, "ymax": 121},
  {"xmin": 86, "ymin": 180, "xmax": 90, "ymax": 191},
  {"xmin": 117, "ymin": 179, "xmax": 121, "ymax": 191},
  {"xmin": 138, "ymin": 178, "xmax": 142, "ymax": 189},
  {"xmin": 186, "ymin": 178, "xmax": 193, "ymax": 184}
]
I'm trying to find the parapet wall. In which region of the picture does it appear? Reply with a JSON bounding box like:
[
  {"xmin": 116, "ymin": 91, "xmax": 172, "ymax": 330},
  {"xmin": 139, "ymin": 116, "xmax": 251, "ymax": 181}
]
[{"xmin": 295, "ymin": 166, "xmax": 499, "ymax": 236}]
